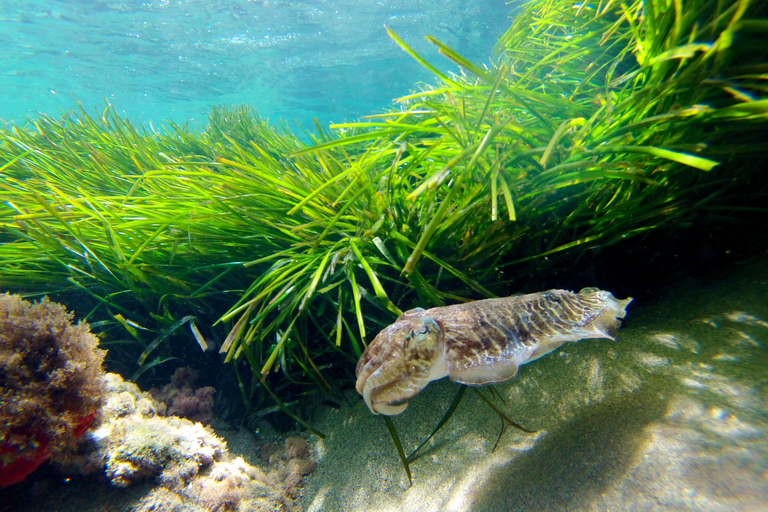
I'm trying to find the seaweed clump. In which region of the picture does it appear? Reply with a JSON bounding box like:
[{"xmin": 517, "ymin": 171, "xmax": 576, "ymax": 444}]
[
  {"xmin": 0, "ymin": 293, "xmax": 106, "ymax": 487},
  {"xmin": 150, "ymin": 366, "xmax": 216, "ymax": 424}
]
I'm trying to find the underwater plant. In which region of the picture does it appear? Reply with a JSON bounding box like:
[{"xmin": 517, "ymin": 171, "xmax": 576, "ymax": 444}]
[
  {"xmin": 0, "ymin": 294, "xmax": 106, "ymax": 487},
  {"xmin": 214, "ymin": 0, "xmax": 768, "ymax": 414},
  {"xmin": 0, "ymin": 0, "xmax": 765, "ymax": 429}
]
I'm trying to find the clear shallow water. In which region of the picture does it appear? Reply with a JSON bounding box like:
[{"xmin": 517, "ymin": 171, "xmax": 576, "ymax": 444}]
[{"xmin": 0, "ymin": 0, "xmax": 513, "ymax": 128}]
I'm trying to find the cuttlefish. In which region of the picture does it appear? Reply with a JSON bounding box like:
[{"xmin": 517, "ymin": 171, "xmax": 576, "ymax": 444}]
[{"xmin": 355, "ymin": 288, "xmax": 632, "ymax": 415}]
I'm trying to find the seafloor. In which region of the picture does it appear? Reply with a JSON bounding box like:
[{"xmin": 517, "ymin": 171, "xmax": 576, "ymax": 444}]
[
  {"xmin": 299, "ymin": 257, "xmax": 768, "ymax": 512},
  {"xmin": 5, "ymin": 257, "xmax": 767, "ymax": 512}
]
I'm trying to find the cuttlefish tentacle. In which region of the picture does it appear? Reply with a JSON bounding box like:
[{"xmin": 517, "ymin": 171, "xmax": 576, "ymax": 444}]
[{"xmin": 355, "ymin": 288, "xmax": 632, "ymax": 415}]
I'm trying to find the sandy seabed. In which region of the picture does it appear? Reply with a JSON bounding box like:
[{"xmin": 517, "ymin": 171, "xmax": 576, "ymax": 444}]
[
  {"xmin": 300, "ymin": 257, "xmax": 768, "ymax": 512},
  {"xmin": 3, "ymin": 258, "xmax": 766, "ymax": 512}
]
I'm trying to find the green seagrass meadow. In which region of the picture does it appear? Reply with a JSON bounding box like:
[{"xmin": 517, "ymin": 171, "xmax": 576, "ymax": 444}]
[{"xmin": 1, "ymin": 0, "xmax": 766, "ymax": 431}]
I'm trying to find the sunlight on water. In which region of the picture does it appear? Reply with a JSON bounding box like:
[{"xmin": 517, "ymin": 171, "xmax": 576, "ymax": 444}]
[{"xmin": 0, "ymin": 0, "xmax": 511, "ymax": 127}]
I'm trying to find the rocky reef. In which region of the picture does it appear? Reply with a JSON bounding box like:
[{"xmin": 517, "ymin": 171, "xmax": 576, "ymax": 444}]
[
  {"xmin": 67, "ymin": 373, "xmax": 317, "ymax": 511},
  {"xmin": 1, "ymin": 294, "xmax": 317, "ymax": 511}
]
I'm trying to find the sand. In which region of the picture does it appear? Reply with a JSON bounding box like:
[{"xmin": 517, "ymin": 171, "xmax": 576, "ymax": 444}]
[
  {"xmin": 299, "ymin": 258, "xmax": 768, "ymax": 512},
  {"xmin": 4, "ymin": 258, "xmax": 766, "ymax": 512}
]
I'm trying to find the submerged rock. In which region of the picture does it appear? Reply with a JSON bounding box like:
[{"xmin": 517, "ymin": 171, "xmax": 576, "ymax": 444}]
[
  {"xmin": 0, "ymin": 297, "xmax": 318, "ymax": 511},
  {"xmin": 60, "ymin": 373, "xmax": 317, "ymax": 512}
]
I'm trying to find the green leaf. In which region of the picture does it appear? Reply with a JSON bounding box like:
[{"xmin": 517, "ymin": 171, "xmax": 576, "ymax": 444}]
[
  {"xmin": 383, "ymin": 416, "xmax": 412, "ymax": 486},
  {"xmin": 588, "ymin": 145, "xmax": 719, "ymax": 171},
  {"xmin": 137, "ymin": 315, "xmax": 196, "ymax": 366}
]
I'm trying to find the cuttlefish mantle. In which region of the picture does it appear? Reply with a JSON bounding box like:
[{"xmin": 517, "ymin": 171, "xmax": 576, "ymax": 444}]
[{"xmin": 355, "ymin": 288, "xmax": 632, "ymax": 415}]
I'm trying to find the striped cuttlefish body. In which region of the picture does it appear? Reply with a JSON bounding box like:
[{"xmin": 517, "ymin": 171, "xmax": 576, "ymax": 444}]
[{"xmin": 355, "ymin": 288, "xmax": 632, "ymax": 415}]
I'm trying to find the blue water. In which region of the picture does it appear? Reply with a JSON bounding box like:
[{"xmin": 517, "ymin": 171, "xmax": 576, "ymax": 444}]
[{"xmin": 0, "ymin": 0, "xmax": 513, "ymax": 129}]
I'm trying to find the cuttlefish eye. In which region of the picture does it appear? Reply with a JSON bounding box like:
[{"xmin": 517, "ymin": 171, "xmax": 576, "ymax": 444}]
[
  {"xmin": 406, "ymin": 316, "xmax": 442, "ymax": 359},
  {"xmin": 409, "ymin": 317, "xmax": 439, "ymax": 338},
  {"xmin": 408, "ymin": 323, "xmax": 434, "ymax": 339}
]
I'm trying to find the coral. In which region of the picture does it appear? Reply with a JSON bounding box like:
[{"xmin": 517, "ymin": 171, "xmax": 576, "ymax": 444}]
[
  {"xmin": 150, "ymin": 367, "xmax": 216, "ymax": 424},
  {"xmin": 0, "ymin": 294, "xmax": 106, "ymax": 488}
]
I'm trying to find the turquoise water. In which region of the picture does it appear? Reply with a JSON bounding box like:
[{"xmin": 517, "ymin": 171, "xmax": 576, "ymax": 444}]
[
  {"xmin": 0, "ymin": 0, "xmax": 512, "ymax": 128},
  {"xmin": 2, "ymin": 1, "xmax": 766, "ymax": 510}
]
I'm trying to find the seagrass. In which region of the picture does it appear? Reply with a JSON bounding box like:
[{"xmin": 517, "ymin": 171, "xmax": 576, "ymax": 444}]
[{"xmin": 0, "ymin": 0, "xmax": 765, "ymax": 416}]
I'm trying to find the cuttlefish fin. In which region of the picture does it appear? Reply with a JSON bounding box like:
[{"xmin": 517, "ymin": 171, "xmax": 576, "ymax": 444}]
[{"xmin": 448, "ymin": 359, "xmax": 519, "ymax": 386}]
